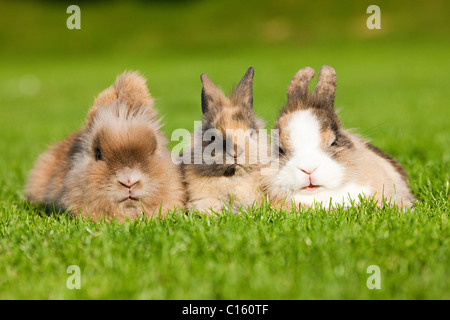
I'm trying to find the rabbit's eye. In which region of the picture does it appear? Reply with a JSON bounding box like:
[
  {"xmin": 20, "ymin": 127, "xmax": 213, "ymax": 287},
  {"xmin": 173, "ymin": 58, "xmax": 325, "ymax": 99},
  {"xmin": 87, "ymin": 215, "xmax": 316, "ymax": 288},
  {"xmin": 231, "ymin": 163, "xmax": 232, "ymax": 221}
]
[
  {"xmin": 330, "ymin": 136, "xmax": 338, "ymax": 147},
  {"xmin": 95, "ymin": 148, "xmax": 102, "ymax": 161},
  {"xmin": 278, "ymin": 146, "xmax": 286, "ymax": 157}
]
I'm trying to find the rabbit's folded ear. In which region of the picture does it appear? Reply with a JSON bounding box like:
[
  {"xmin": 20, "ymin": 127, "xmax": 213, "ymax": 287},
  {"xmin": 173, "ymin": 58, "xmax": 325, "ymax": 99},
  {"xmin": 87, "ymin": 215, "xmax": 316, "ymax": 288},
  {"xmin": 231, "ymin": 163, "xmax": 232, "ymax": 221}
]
[
  {"xmin": 88, "ymin": 71, "xmax": 155, "ymax": 121},
  {"xmin": 286, "ymin": 67, "xmax": 315, "ymax": 105},
  {"xmin": 314, "ymin": 65, "xmax": 336, "ymax": 106},
  {"xmin": 201, "ymin": 73, "xmax": 228, "ymax": 114},
  {"xmin": 230, "ymin": 67, "xmax": 254, "ymax": 109}
]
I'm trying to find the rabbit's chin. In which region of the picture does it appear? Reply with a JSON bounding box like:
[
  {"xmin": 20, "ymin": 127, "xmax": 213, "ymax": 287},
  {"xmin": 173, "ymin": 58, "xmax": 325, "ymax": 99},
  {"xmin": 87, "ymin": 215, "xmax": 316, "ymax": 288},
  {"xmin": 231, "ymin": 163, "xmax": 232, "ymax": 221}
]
[
  {"xmin": 90, "ymin": 190, "xmax": 146, "ymax": 218},
  {"xmin": 291, "ymin": 183, "xmax": 372, "ymax": 207},
  {"xmin": 113, "ymin": 200, "xmax": 146, "ymax": 219},
  {"xmin": 119, "ymin": 198, "xmax": 142, "ymax": 208}
]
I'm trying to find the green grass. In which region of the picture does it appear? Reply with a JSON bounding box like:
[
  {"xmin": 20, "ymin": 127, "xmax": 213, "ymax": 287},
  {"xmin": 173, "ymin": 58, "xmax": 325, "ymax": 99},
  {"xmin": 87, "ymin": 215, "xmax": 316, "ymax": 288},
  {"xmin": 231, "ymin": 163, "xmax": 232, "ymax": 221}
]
[
  {"xmin": 0, "ymin": 0, "xmax": 449, "ymax": 299},
  {"xmin": 0, "ymin": 200, "xmax": 448, "ymax": 299}
]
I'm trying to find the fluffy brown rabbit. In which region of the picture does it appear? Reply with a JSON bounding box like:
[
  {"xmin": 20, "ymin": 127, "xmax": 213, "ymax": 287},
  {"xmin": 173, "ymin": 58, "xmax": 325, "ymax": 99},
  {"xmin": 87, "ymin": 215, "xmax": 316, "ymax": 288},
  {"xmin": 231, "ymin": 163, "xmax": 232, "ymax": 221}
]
[
  {"xmin": 181, "ymin": 67, "xmax": 270, "ymax": 214},
  {"xmin": 262, "ymin": 65, "xmax": 416, "ymax": 209},
  {"xmin": 26, "ymin": 71, "xmax": 185, "ymax": 221}
]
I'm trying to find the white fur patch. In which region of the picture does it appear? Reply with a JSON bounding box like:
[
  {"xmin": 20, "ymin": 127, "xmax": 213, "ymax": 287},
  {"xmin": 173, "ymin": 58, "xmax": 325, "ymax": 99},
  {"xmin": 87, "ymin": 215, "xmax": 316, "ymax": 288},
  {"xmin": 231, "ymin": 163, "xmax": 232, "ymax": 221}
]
[
  {"xmin": 271, "ymin": 109, "xmax": 371, "ymax": 206},
  {"xmin": 287, "ymin": 110, "xmax": 322, "ymax": 155}
]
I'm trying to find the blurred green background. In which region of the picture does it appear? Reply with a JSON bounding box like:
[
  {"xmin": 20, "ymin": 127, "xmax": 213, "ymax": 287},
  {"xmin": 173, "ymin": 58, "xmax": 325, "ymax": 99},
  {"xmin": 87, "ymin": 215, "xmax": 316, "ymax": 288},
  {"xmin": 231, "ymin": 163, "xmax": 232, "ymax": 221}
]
[
  {"xmin": 1, "ymin": 0, "xmax": 449, "ymax": 193},
  {"xmin": 0, "ymin": 0, "xmax": 449, "ymax": 299},
  {"xmin": 1, "ymin": 0, "xmax": 449, "ymax": 146}
]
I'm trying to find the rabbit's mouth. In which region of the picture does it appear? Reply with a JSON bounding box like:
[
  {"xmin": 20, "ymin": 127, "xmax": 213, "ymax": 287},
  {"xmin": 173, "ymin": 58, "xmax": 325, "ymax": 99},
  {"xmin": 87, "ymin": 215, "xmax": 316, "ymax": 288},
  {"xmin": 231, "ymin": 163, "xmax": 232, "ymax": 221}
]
[
  {"xmin": 120, "ymin": 195, "xmax": 140, "ymax": 203},
  {"xmin": 302, "ymin": 184, "xmax": 321, "ymax": 191}
]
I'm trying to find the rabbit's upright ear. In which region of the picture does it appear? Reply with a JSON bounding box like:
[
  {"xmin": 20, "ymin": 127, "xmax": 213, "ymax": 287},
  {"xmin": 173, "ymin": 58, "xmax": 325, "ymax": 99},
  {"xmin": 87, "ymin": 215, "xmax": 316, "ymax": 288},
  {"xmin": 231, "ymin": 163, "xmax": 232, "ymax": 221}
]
[
  {"xmin": 113, "ymin": 71, "xmax": 154, "ymax": 108},
  {"xmin": 286, "ymin": 67, "xmax": 315, "ymax": 107},
  {"xmin": 88, "ymin": 71, "xmax": 155, "ymax": 121},
  {"xmin": 314, "ymin": 65, "xmax": 336, "ymax": 107},
  {"xmin": 230, "ymin": 67, "xmax": 254, "ymax": 109},
  {"xmin": 201, "ymin": 73, "xmax": 227, "ymax": 114}
]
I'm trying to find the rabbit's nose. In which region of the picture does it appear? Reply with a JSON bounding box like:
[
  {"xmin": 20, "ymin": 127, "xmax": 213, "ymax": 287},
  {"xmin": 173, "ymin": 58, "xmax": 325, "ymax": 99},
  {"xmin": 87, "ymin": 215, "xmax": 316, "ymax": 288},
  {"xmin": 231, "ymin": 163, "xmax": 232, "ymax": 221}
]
[
  {"xmin": 299, "ymin": 168, "xmax": 316, "ymax": 175},
  {"xmin": 227, "ymin": 149, "xmax": 242, "ymax": 162},
  {"xmin": 226, "ymin": 148, "xmax": 237, "ymax": 158},
  {"xmin": 119, "ymin": 178, "xmax": 139, "ymax": 189}
]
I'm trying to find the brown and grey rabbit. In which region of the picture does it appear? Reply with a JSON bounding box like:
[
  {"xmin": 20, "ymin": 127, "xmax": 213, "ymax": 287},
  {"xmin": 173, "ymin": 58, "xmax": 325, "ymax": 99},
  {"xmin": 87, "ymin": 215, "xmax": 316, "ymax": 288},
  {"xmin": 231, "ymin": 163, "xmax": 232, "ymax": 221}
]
[
  {"xmin": 181, "ymin": 67, "xmax": 270, "ymax": 214},
  {"xmin": 262, "ymin": 65, "xmax": 416, "ymax": 209},
  {"xmin": 26, "ymin": 71, "xmax": 185, "ymax": 221}
]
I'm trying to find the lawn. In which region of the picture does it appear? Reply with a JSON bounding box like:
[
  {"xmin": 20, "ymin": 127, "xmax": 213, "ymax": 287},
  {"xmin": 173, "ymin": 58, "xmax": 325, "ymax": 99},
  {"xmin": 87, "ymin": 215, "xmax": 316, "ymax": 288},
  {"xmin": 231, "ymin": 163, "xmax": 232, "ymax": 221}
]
[{"xmin": 0, "ymin": 0, "xmax": 448, "ymax": 299}]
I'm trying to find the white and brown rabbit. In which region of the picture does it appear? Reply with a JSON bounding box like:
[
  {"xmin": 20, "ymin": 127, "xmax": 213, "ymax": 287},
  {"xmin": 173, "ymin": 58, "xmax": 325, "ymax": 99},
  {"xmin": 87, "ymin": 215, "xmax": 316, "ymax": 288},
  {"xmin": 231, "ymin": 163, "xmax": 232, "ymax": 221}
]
[
  {"xmin": 26, "ymin": 71, "xmax": 185, "ymax": 221},
  {"xmin": 262, "ymin": 65, "xmax": 415, "ymax": 209},
  {"xmin": 182, "ymin": 67, "xmax": 270, "ymax": 214}
]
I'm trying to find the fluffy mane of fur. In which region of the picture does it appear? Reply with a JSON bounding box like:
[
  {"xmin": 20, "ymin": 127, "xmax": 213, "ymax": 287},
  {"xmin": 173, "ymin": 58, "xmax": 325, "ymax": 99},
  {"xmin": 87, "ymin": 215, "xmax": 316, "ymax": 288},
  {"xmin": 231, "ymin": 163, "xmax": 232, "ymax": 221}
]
[{"xmin": 26, "ymin": 71, "xmax": 185, "ymax": 221}]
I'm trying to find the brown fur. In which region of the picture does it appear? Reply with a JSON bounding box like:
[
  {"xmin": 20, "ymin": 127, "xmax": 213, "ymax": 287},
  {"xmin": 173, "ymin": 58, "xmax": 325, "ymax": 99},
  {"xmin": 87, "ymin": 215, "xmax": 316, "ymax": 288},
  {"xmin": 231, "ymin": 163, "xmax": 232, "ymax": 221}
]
[
  {"xmin": 88, "ymin": 71, "xmax": 155, "ymax": 124},
  {"xmin": 26, "ymin": 132, "xmax": 80, "ymax": 212},
  {"xmin": 346, "ymin": 133, "xmax": 414, "ymax": 206},
  {"xmin": 365, "ymin": 143, "xmax": 409, "ymax": 183},
  {"xmin": 26, "ymin": 71, "xmax": 185, "ymax": 221},
  {"xmin": 183, "ymin": 67, "xmax": 270, "ymax": 214}
]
